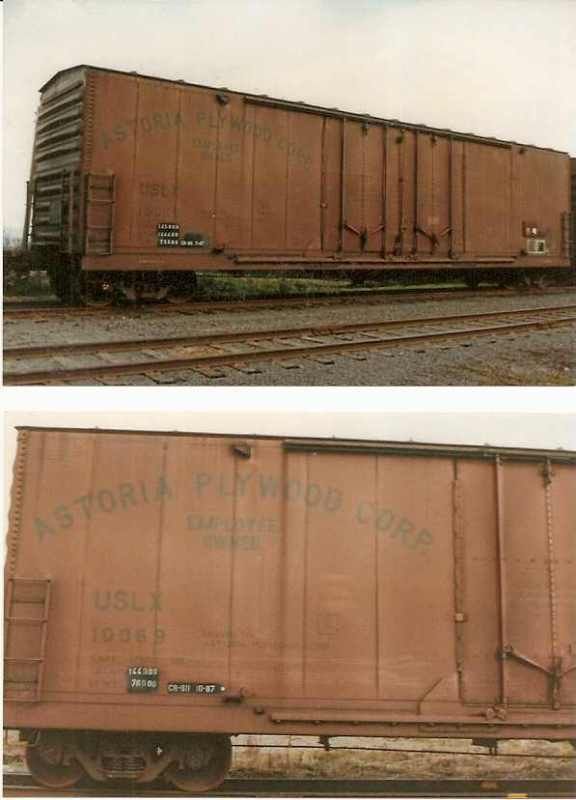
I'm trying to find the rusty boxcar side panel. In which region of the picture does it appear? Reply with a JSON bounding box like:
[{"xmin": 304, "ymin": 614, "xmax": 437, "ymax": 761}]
[
  {"xmin": 4, "ymin": 430, "xmax": 576, "ymax": 740},
  {"xmin": 26, "ymin": 66, "xmax": 572, "ymax": 278}
]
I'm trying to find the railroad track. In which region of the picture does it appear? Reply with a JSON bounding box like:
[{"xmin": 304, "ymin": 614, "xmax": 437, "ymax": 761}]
[
  {"xmin": 3, "ymin": 284, "xmax": 572, "ymax": 321},
  {"xmin": 3, "ymin": 774, "xmax": 575, "ymax": 798},
  {"xmin": 4, "ymin": 303, "xmax": 576, "ymax": 386}
]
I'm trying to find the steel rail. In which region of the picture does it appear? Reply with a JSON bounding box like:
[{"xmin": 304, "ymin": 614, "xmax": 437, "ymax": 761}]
[
  {"xmin": 5, "ymin": 303, "xmax": 576, "ymax": 360},
  {"xmin": 3, "ymin": 775, "xmax": 575, "ymax": 798},
  {"xmin": 4, "ymin": 305, "xmax": 575, "ymax": 386}
]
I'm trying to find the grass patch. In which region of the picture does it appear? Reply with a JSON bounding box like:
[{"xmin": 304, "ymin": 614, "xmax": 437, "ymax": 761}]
[
  {"xmin": 4, "ymin": 272, "xmax": 53, "ymax": 298},
  {"xmin": 3, "ymin": 264, "xmax": 471, "ymax": 303},
  {"xmin": 195, "ymin": 273, "xmax": 349, "ymax": 299},
  {"xmin": 463, "ymin": 362, "xmax": 574, "ymax": 386},
  {"xmin": 3, "ymin": 248, "xmax": 53, "ymax": 297},
  {"xmin": 230, "ymin": 745, "xmax": 576, "ymax": 780},
  {"xmin": 193, "ymin": 273, "xmax": 468, "ymax": 300}
]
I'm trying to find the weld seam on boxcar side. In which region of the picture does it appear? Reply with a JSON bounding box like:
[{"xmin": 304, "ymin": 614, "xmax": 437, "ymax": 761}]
[
  {"xmin": 451, "ymin": 461, "xmax": 467, "ymax": 704},
  {"xmin": 173, "ymin": 89, "xmax": 183, "ymax": 224},
  {"xmin": 7, "ymin": 430, "xmax": 30, "ymax": 578},
  {"xmin": 494, "ymin": 456, "xmax": 508, "ymax": 706},
  {"xmin": 373, "ymin": 455, "xmax": 381, "ymax": 696},
  {"xmin": 129, "ymin": 78, "xmax": 142, "ymax": 246},
  {"xmin": 152, "ymin": 439, "xmax": 170, "ymax": 662},
  {"xmin": 72, "ymin": 433, "xmax": 100, "ymax": 691},
  {"xmin": 543, "ymin": 463, "xmax": 558, "ymax": 665}
]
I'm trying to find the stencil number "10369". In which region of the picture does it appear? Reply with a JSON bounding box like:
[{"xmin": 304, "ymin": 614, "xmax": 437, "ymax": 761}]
[{"xmin": 93, "ymin": 626, "xmax": 165, "ymax": 644}]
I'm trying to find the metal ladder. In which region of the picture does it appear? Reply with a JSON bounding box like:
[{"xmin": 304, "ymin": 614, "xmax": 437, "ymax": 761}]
[
  {"xmin": 84, "ymin": 173, "xmax": 116, "ymax": 255},
  {"xmin": 4, "ymin": 577, "xmax": 52, "ymax": 702}
]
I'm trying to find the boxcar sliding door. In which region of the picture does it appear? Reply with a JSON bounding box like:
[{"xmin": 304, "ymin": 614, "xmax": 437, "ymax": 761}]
[{"xmin": 457, "ymin": 457, "xmax": 576, "ymax": 711}]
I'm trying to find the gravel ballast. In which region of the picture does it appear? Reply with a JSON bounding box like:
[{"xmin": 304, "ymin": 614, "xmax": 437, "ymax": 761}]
[{"xmin": 4, "ymin": 291, "xmax": 575, "ymax": 385}]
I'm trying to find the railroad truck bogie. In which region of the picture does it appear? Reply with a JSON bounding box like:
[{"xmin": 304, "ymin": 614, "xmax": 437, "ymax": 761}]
[
  {"xmin": 46, "ymin": 261, "xmax": 200, "ymax": 305},
  {"xmin": 23, "ymin": 729, "xmax": 232, "ymax": 790},
  {"xmin": 25, "ymin": 731, "xmax": 84, "ymax": 789},
  {"xmin": 164, "ymin": 735, "xmax": 232, "ymax": 792}
]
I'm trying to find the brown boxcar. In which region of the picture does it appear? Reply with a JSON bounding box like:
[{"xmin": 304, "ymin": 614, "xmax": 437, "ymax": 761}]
[
  {"xmin": 4, "ymin": 428, "xmax": 576, "ymax": 789},
  {"xmin": 572, "ymin": 158, "xmax": 576, "ymax": 267},
  {"xmin": 4, "ymin": 428, "xmax": 576, "ymax": 790},
  {"xmin": 24, "ymin": 65, "xmax": 573, "ymax": 303}
]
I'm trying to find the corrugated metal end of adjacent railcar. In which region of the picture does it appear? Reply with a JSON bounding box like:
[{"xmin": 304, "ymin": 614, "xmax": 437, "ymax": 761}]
[{"xmin": 24, "ymin": 67, "xmax": 87, "ymax": 257}]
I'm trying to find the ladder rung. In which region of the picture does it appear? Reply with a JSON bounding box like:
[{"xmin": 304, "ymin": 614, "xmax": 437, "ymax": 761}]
[
  {"xmin": 4, "ymin": 680, "xmax": 39, "ymax": 686},
  {"xmin": 9, "ymin": 598, "xmax": 49, "ymax": 604},
  {"xmin": 8, "ymin": 603, "xmax": 47, "ymax": 608},
  {"xmin": 3, "ymin": 697, "xmax": 41, "ymax": 703},
  {"xmin": 5, "ymin": 578, "xmax": 51, "ymax": 703}
]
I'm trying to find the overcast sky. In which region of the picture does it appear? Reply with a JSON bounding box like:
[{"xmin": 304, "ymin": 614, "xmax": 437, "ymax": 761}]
[
  {"xmin": 6, "ymin": 409, "xmax": 576, "ymax": 449},
  {"xmin": 4, "ymin": 0, "xmax": 576, "ymax": 236}
]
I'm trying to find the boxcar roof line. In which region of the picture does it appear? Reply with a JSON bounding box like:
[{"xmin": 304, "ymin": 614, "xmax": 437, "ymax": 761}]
[
  {"xmin": 40, "ymin": 64, "xmax": 570, "ymax": 156},
  {"xmin": 15, "ymin": 427, "xmax": 576, "ymax": 462}
]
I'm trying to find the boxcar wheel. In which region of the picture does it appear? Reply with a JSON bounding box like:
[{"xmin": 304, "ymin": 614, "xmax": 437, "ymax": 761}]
[
  {"xmin": 164, "ymin": 272, "xmax": 198, "ymax": 304},
  {"xmin": 529, "ymin": 273, "xmax": 548, "ymax": 289},
  {"xmin": 26, "ymin": 733, "xmax": 83, "ymax": 789},
  {"xmin": 46, "ymin": 256, "xmax": 86, "ymax": 306},
  {"xmin": 464, "ymin": 272, "xmax": 480, "ymax": 290},
  {"xmin": 165, "ymin": 734, "xmax": 231, "ymax": 792},
  {"xmin": 46, "ymin": 265, "xmax": 70, "ymax": 304},
  {"xmin": 79, "ymin": 273, "xmax": 116, "ymax": 307}
]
